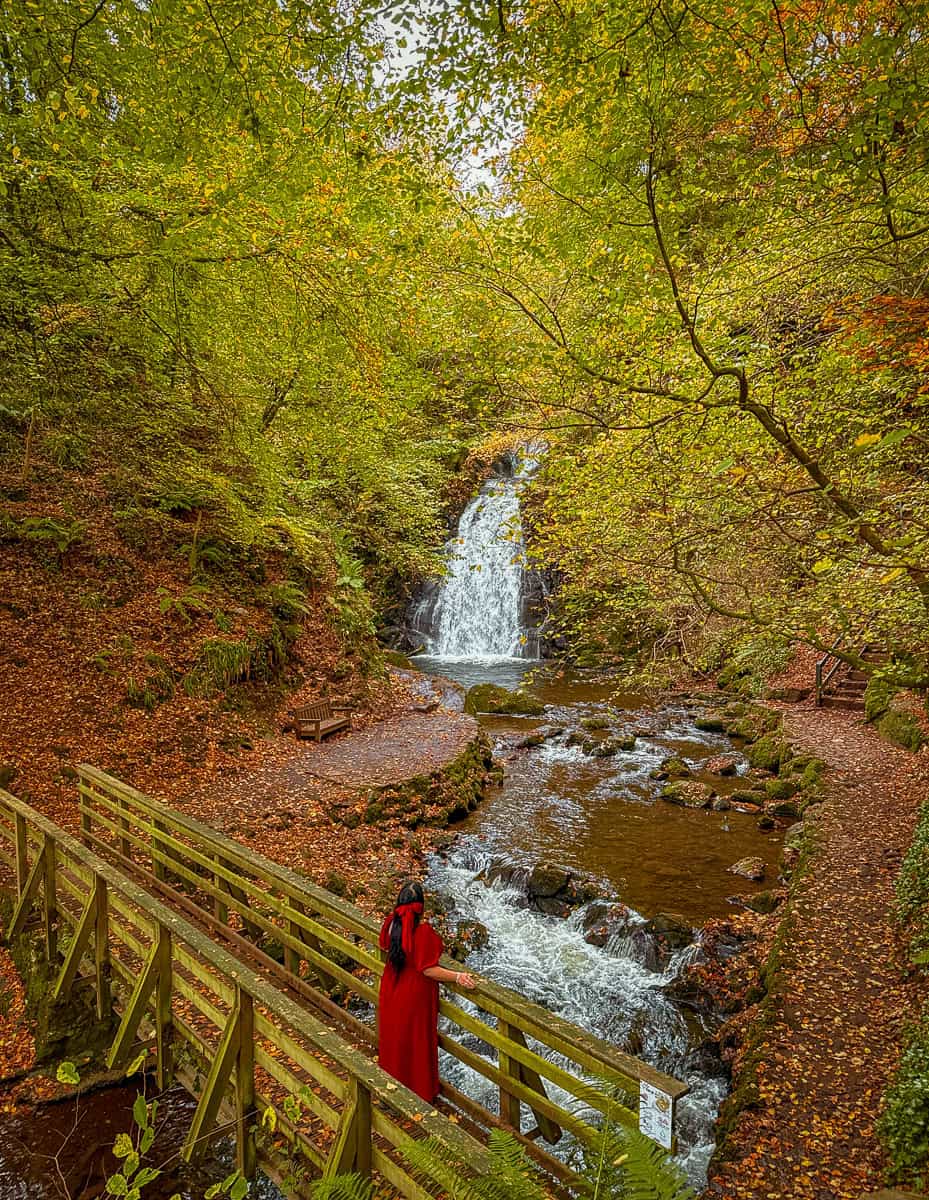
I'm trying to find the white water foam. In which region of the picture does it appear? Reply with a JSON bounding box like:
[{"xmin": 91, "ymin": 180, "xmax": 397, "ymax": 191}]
[{"xmin": 427, "ymin": 845, "xmax": 727, "ymax": 1188}]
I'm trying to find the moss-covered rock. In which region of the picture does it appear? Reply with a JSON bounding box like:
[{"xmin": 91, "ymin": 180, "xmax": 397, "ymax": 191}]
[
  {"xmin": 464, "ymin": 683, "xmax": 544, "ymax": 716},
  {"xmin": 650, "ymin": 755, "xmax": 691, "ymax": 781},
  {"xmin": 729, "ymin": 856, "xmax": 765, "ymax": 881},
  {"xmin": 765, "ymin": 776, "xmax": 799, "ymax": 801},
  {"xmin": 580, "ymin": 715, "xmax": 610, "ymax": 730},
  {"xmin": 746, "ymin": 733, "xmax": 792, "ymax": 773},
  {"xmin": 745, "ymin": 890, "xmax": 781, "ymax": 914},
  {"xmin": 730, "ymin": 788, "xmax": 768, "ymax": 807},
  {"xmin": 382, "ymin": 649, "xmax": 414, "ymax": 669},
  {"xmin": 695, "ymin": 713, "xmax": 727, "ymax": 732},
  {"xmin": 725, "ymin": 705, "xmax": 781, "ymax": 743},
  {"xmin": 661, "ymin": 780, "xmax": 714, "ymax": 808},
  {"xmin": 864, "ymin": 673, "xmax": 897, "ymax": 723},
  {"xmin": 765, "ymin": 798, "xmax": 800, "ymax": 820},
  {"xmin": 877, "ymin": 708, "xmax": 927, "ymax": 752}
]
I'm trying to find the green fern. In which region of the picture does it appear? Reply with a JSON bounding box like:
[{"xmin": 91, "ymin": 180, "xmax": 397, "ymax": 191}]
[
  {"xmin": 578, "ymin": 1122, "xmax": 695, "ymax": 1200},
  {"xmin": 403, "ymin": 1130, "xmax": 547, "ymax": 1200},
  {"xmin": 308, "ymin": 1175, "xmax": 374, "ymax": 1200},
  {"xmin": 398, "ymin": 1115, "xmax": 694, "ymax": 1200}
]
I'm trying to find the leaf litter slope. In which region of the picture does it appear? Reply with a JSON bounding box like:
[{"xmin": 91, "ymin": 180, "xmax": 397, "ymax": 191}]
[{"xmin": 708, "ymin": 705, "xmax": 928, "ymax": 1200}]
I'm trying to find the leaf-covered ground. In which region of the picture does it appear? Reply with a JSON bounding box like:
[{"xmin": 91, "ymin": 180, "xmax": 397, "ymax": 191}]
[{"xmin": 707, "ymin": 704, "xmax": 928, "ymax": 1200}]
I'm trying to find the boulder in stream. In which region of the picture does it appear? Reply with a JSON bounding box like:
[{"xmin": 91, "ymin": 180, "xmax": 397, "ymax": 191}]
[
  {"xmin": 703, "ymin": 753, "xmax": 740, "ymax": 776},
  {"xmin": 650, "ymin": 755, "xmax": 692, "ymax": 781},
  {"xmin": 581, "ymin": 900, "xmax": 636, "ymax": 947},
  {"xmin": 645, "ymin": 910, "xmax": 694, "ymax": 949},
  {"xmin": 527, "ymin": 861, "xmax": 570, "ymax": 897},
  {"xmin": 728, "ymin": 856, "xmax": 766, "ymax": 881},
  {"xmin": 660, "ymin": 780, "xmax": 715, "ymax": 808},
  {"xmin": 464, "ymin": 684, "xmax": 544, "ymax": 716}
]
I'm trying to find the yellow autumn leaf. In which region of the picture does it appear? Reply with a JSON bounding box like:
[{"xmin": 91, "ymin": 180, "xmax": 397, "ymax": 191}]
[{"xmin": 854, "ymin": 433, "xmax": 881, "ymax": 447}]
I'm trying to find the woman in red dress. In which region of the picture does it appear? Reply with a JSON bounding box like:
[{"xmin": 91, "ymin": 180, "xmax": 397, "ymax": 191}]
[{"xmin": 377, "ymin": 881, "xmax": 476, "ymax": 1103}]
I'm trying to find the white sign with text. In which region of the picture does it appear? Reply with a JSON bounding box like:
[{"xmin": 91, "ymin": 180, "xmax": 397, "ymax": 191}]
[{"xmin": 639, "ymin": 1080, "xmax": 674, "ymax": 1150}]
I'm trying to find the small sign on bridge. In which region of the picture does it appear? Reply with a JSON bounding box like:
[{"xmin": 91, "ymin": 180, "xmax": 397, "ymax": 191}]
[{"xmin": 639, "ymin": 1080, "xmax": 674, "ymax": 1150}]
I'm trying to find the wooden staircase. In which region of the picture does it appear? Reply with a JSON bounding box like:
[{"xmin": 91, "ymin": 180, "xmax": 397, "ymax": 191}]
[{"xmin": 816, "ymin": 641, "xmax": 886, "ymax": 711}]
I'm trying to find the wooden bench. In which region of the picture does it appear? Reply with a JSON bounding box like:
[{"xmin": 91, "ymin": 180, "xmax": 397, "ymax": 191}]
[{"xmin": 291, "ymin": 699, "xmax": 352, "ymax": 742}]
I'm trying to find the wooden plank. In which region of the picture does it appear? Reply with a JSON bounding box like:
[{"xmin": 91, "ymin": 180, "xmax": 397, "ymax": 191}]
[
  {"xmin": 371, "ymin": 1145, "xmax": 439, "ymax": 1200},
  {"xmin": 253, "ymin": 1012, "xmax": 348, "ymax": 1104},
  {"xmin": 253, "ymin": 1044, "xmax": 340, "ymax": 1129},
  {"xmin": 8, "ymin": 838, "xmax": 45, "ymax": 939},
  {"xmin": 171, "ymin": 969, "xmax": 229, "ymax": 1033},
  {"xmin": 182, "ymin": 996, "xmax": 242, "ymax": 1163},
  {"xmin": 107, "ymin": 935, "xmax": 161, "ymax": 1069},
  {"xmin": 52, "ymin": 883, "xmax": 98, "ymax": 1002}
]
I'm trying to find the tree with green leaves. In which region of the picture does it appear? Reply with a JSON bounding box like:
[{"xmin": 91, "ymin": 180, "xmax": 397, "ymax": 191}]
[{"xmin": 381, "ymin": 0, "xmax": 929, "ymax": 681}]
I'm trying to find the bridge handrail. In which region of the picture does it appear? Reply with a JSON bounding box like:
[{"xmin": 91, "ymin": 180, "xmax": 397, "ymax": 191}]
[
  {"xmin": 0, "ymin": 786, "xmax": 493, "ymax": 1197},
  {"xmin": 72, "ymin": 764, "xmax": 687, "ymax": 1164}
]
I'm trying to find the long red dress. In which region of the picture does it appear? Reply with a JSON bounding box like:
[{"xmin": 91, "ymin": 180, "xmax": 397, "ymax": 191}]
[{"xmin": 378, "ymin": 915, "xmax": 444, "ymax": 1102}]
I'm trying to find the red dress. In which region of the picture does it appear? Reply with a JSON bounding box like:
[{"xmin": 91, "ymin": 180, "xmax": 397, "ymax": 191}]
[{"xmin": 378, "ymin": 917, "xmax": 444, "ymax": 1102}]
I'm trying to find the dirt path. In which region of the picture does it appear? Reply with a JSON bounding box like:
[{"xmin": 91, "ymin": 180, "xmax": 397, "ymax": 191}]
[{"xmin": 708, "ymin": 705, "xmax": 928, "ymax": 1200}]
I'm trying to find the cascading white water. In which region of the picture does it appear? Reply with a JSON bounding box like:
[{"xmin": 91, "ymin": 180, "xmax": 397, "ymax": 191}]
[
  {"xmin": 427, "ymin": 837, "xmax": 726, "ymax": 1190},
  {"xmin": 413, "ymin": 455, "xmax": 538, "ymax": 659}
]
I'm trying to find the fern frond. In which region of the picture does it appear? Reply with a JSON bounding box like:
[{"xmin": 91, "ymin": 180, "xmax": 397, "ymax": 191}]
[
  {"xmin": 583, "ymin": 1124, "xmax": 696, "ymax": 1200},
  {"xmin": 401, "ymin": 1131, "xmax": 547, "ymax": 1200},
  {"xmin": 308, "ymin": 1173, "xmax": 374, "ymax": 1200}
]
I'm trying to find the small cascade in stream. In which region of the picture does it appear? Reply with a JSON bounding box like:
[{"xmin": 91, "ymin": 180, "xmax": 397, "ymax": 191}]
[
  {"xmin": 411, "ymin": 451, "xmax": 540, "ymax": 659},
  {"xmin": 427, "ymin": 840, "xmax": 727, "ymax": 1190}
]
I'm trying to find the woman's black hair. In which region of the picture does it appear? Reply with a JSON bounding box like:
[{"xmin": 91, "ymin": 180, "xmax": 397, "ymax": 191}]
[{"xmin": 387, "ymin": 881, "xmax": 424, "ymax": 975}]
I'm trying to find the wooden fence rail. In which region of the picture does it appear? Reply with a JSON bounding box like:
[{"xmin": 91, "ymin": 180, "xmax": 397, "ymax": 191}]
[
  {"xmin": 0, "ymin": 788, "xmax": 495, "ymax": 1199},
  {"xmin": 72, "ymin": 764, "xmax": 687, "ymax": 1180}
]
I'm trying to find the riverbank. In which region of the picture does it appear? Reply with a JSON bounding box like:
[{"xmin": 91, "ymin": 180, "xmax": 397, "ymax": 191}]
[{"xmin": 706, "ymin": 702, "xmax": 929, "ymax": 1200}]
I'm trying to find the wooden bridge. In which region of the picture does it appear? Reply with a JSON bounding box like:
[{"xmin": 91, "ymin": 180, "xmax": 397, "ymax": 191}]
[{"xmin": 0, "ymin": 766, "xmax": 688, "ymax": 1197}]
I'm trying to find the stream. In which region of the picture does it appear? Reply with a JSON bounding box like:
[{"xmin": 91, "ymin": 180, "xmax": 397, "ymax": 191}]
[{"xmin": 408, "ymin": 454, "xmax": 780, "ymax": 1189}]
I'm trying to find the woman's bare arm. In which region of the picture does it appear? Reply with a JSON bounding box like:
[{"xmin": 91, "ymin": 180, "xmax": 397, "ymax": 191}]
[{"xmin": 423, "ymin": 965, "xmax": 477, "ymax": 988}]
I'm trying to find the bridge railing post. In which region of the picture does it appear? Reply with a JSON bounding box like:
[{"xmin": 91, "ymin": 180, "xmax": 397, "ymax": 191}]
[
  {"xmin": 235, "ymin": 987, "xmax": 257, "ymax": 1180},
  {"xmin": 498, "ymin": 1019, "xmax": 521, "ymax": 1130},
  {"xmin": 325, "ymin": 1076, "xmax": 372, "ymax": 1178},
  {"xmin": 94, "ymin": 875, "xmax": 111, "ymax": 1020},
  {"xmin": 155, "ymin": 925, "xmax": 173, "ymax": 1090},
  {"xmin": 78, "ymin": 787, "xmax": 92, "ymax": 847},
  {"xmin": 13, "ymin": 810, "xmax": 27, "ymax": 892},
  {"xmin": 285, "ymin": 898, "xmax": 306, "ymax": 976},
  {"xmin": 43, "ymin": 832, "xmax": 57, "ymax": 962},
  {"xmin": 212, "ymin": 853, "xmax": 229, "ymax": 925},
  {"xmin": 116, "ymin": 795, "xmax": 131, "ymax": 859}
]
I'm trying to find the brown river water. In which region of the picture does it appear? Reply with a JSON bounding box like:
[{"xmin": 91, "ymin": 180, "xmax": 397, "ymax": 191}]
[{"xmin": 442, "ymin": 667, "xmax": 780, "ymax": 924}]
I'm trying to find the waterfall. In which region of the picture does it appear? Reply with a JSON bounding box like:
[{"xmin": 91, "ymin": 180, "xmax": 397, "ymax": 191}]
[{"xmin": 411, "ymin": 453, "xmax": 539, "ymax": 660}]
